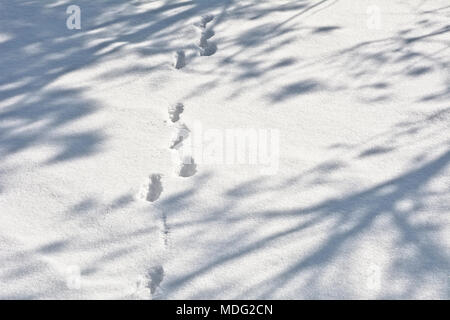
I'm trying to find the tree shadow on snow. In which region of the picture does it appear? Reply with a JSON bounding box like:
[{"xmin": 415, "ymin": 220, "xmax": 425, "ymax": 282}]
[{"xmin": 158, "ymin": 106, "xmax": 449, "ymax": 299}]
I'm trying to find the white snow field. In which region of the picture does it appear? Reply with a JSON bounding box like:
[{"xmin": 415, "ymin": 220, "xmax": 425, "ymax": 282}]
[{"xmin": 0, "ymin": 0, "xmax": 449, "ymax": 299}]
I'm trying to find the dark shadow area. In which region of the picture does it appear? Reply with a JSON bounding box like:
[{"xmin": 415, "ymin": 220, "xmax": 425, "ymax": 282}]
[
  {"xmin": 359, "ymin": 146, "xmax": 394, "ymax": 158},
  {"xmin": 0, "ymin": 1, "xmax": 115, "ymax": 171},
  {"xmin": 270, "ymin": 79, "xmax": 323, "ymax": 102},
  {"xmin": 312, "ymin": 25, "xmax": 340, "ymax": 34}
]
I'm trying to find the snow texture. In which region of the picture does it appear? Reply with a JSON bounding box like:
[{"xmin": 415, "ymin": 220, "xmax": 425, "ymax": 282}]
[{"xmin": 0, "ymin": 0, "xmax": 449, "ymax": 300}]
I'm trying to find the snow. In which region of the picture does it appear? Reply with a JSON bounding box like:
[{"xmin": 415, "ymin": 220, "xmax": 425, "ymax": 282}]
[{"xmin": 0, "ymin": 0, "xmax": 449, "ymax": 299}]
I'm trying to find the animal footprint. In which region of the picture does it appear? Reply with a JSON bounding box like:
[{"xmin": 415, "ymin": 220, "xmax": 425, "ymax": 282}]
[
  {"xmin": 147, "ymin": 265, "xmax": 164, "ymax": 295},
  {"xmin": 168, "ymin": 102, "xmax": 184, "ymax": 123},
  {"xmin": 198, "ymin": 30, "xmax": 217, "ymax": 56},
  {"xmin": 176, "ymin": 156, "xmax": 197, "ymax": 177},
  {"xmin": 173, "ymin": 50, "xmax": 185, "ymax": 69},
  {"xmin": 138, "ymin": 174, "xmax": 163, "ymax": 202},
  {"xmin": 200, "ymin": 42, "xmax": 217, "ymax": 56},
  {"xmin": 194, "ymin": 14, "xmax": 214, "ymax": 29},
  {"xmin": 200, "ymin": 14, "xmax": 214, "ymax": 28}
]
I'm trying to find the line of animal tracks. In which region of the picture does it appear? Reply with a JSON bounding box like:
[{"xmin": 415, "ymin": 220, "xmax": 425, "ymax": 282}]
[{"xmin": 135, "ymin": 14, "xmax": 217, "ymax": 299}]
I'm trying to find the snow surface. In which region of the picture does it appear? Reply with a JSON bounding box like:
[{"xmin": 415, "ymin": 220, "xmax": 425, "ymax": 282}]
[{"xmin": 0, "ymin": 0, "xmax": 449, "ymax": 299}]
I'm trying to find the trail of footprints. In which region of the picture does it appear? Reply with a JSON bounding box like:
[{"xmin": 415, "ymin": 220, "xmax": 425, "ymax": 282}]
[
  {"xmin": 136, "ymin": 101, "xmax": 197, "ymax": 298},
  {"xmin": 140, "ymin": 13, "xmax": 216, "ymax": 204},
  {"xmin": 168, "ymin": 103, "xmax": 197, "ymax": 178},
  {"xmin": 136, "ymin": 14, "xmax": 216, "ymax": 299},
  {"xmin": 136, "ymin": 101, "xmax": 198, "ymax": 298},
  {"xmin": 138, "ymin": 174, "xmax": 163, "ymax": 202},
  {"xmin": 138, "ymin": 101, "xmax": 197, "ymax": 204},
  {"xmin": 173, "ymin": 14, "xmax": 217, "ymax": 69}
]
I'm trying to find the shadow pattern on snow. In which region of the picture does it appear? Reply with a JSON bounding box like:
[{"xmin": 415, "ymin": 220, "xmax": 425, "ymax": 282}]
[{"xmin": 157, "ymin": 106, "xmax": 450, "ymax": 299}]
